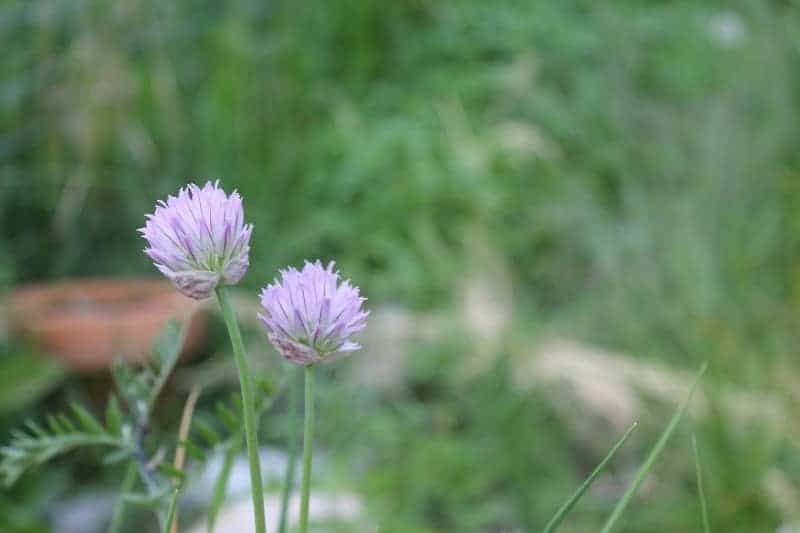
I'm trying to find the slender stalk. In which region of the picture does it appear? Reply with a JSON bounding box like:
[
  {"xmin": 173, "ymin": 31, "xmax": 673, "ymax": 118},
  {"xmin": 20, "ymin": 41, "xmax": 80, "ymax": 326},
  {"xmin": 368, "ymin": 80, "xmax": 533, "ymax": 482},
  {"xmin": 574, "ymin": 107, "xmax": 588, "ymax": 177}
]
[
  {"xmin": 600, "ymin": 363, "xmax": 707, "ymax": 533},
  {"xmin": 216, "ymin": 286, "xmax": 267, "ymax": 533},
  {"xmin": 171, "ymin": 385, "xmax": 201, "ymax": 533},
  {"xmin": 692, "ymin": 434, "xmax": 711, "ymax": 533},
  {"xmin": 108, "ymin": 461, "xmax": 138, "ymax": 533},
  {"xmin": 163, "ymin": 488, "xmax": 180, "ymax": 533},
  {"xmin": 542, "ymin": 422, "xmax": 638, "ymax": 533},
  {"xmin": 299, "ymin": 365, "xmax": 315, "ymax": 533},
  {"xmin": 208, "ymin": 437, "xmax": 240, "ymax": 533},
  {"xmin": 278, "ymin": 366, "xmax": 300, "ymax": 533}
]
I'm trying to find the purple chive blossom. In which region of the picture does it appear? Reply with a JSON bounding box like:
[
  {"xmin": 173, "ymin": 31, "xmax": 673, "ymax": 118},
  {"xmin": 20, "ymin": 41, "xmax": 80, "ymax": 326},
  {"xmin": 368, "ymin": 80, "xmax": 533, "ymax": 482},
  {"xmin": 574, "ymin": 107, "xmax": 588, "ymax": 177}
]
[
  {"xmin": 139, "ymin": 180, "xmax": 253, "ymax": 300},
  {"xmin": 259, "ymin": 261, "xmax": 369, "ymax": 365}
]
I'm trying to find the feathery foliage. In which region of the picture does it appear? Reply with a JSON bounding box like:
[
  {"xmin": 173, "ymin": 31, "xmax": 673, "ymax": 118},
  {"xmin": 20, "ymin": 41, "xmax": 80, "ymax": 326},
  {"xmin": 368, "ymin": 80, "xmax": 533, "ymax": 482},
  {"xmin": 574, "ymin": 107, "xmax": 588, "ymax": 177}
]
[
  {"xmin": 0, "ymin": 402, "xmax": 126, "ymax": 487},
  {"xmin": 192, "ymin": 378, "xmax": 278, "ymax": 533},
  {"xmin": 0, "ymin": 320, "xmax": 187, "ymax": 525}
]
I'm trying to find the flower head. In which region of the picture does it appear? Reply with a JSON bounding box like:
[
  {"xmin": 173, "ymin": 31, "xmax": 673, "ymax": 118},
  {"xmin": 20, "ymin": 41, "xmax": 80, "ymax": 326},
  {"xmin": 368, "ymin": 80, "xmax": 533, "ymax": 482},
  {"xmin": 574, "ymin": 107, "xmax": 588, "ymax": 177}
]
[
  {"xmin": 259, "ymin": 260, "xmax": 369, "ymax": 365},
  {"xmin": 139, "ymin": 180, "xmax": 253, "ymax": 299}
]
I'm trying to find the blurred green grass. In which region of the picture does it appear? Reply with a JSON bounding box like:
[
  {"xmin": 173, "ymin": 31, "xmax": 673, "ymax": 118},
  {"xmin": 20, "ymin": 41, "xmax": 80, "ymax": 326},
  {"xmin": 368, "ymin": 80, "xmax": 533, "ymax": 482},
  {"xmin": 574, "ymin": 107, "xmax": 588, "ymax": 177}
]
[{"xmin": 2, "ymin": 0, "xmax": 800, "ymax": 530}]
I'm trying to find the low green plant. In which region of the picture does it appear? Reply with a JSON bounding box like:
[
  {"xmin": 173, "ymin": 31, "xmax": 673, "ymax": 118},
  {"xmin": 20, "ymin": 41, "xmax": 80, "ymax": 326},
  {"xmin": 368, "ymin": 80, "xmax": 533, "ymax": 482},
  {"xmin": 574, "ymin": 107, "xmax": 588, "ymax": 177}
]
[{"xmin": 0, "ymin": 321, "xmax": 277, "ymax": 530}]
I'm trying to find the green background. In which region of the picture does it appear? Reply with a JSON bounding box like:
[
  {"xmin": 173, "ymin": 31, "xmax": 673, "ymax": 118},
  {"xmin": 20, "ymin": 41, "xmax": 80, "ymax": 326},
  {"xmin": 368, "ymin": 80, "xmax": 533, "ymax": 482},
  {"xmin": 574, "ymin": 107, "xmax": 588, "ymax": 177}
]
[{"xmin": 2, "ymin": 0, "xmax": 800, "ymax": 531}]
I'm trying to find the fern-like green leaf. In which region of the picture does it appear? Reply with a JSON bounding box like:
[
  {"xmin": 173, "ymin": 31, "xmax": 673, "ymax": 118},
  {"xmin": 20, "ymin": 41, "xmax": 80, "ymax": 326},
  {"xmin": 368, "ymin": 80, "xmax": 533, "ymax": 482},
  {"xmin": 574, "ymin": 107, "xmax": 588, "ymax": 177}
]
[
  {"xmin": 106, "ymin": 395, "xmax": 123, "ymax": 436},
  {"xmin": 157, "ymin": 462, "xmax": 187, "ymax": 483},
  {"xmin": 177, "ymin": 439, "xmax": 207, "ymax": 463},
  {"xmin": 193, "ymin": 377, "xmax": 280, "ymax": 533},
  {"xmin": 0, "ymin": 408, "xmax": 124, "ymax": 487},
  {"xmin": 70, "ymin": 402, "xmax": 105, "ymax": 434},
  {"xmin": 112, "ymin": 321, "xmax": 185, "ymax": 420},
  {"xmin": 111, "ymin": 361, "xmax": 150, "ymax": 419},
  {"xmin": 194, "ymin": 418, "xmax": 222, "ymax": 448},
  {"xmin": 102, "ymin": 447, "xmax": 134, "ymax": 465},
  {"xmin": 122, "ymin": 486, "xmax": 173, "ymax": 506},
  {"xmin": 148, "ymin": 321, "xmax": 185, "ymax": 408},
  {"xmin": 215, "ymin": 401, "xmax": 240, "ymax": 433}
]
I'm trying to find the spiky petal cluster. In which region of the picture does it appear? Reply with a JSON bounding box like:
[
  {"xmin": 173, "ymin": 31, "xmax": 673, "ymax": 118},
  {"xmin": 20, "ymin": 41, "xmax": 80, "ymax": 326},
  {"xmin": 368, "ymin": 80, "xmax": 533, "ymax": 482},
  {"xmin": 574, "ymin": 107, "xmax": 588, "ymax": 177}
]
[
  {"xmin": 139, "ymin": 181, "xmax": 253, "ymax": 299},
  {"xmin": 259, "ymin": 261, "xmax": 369, "ymax": 365}
]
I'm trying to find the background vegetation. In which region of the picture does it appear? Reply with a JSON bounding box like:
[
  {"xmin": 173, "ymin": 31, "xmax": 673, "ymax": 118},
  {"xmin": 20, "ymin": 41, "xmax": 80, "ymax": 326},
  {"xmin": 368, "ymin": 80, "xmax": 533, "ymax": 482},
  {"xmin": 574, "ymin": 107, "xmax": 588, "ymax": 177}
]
[{"xmin": 2, "ymin": 0, "xmax": 800, "ymax": 531}]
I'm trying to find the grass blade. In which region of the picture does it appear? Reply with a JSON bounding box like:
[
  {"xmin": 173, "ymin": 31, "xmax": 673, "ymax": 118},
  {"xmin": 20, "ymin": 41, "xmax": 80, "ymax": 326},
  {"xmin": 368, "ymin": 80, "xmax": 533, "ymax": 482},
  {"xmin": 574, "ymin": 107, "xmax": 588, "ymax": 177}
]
[
  {"xmin": 600, "ymin": 362, "xmax": 707, "ymax": 533},
  {"xmin": 163, "ymin": 488, "xmax": 180, "ymax": 533},
  {"xmin": 542, "ymin": 421, "xmax": 638, "ymax": 533},
  {"xmin": 208, "ymin": 438, "xmax": 241, "ymax": 533},
  {"xmin": 692, "ymin": 434, "xmax": 711, "ymax": 533}
]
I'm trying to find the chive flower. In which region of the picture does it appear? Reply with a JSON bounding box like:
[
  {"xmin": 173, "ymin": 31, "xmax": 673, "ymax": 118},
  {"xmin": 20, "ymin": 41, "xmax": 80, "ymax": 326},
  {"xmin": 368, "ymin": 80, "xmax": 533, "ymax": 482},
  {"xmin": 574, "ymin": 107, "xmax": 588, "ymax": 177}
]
[
  {"xmin": 259, "ymin": 260, "xmax": 369, "ymax": 365},
  {"xmin": 139, "ymin": 180, "xmax": 253, "ymax": 299}
]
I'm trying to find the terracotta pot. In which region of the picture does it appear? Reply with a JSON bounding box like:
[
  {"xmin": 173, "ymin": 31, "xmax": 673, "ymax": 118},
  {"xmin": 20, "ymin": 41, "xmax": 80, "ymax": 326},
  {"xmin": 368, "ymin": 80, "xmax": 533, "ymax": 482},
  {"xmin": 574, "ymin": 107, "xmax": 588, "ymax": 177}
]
[{"xmin": 7, "ymin": 279, "xmax": 207, "ymax": 371}]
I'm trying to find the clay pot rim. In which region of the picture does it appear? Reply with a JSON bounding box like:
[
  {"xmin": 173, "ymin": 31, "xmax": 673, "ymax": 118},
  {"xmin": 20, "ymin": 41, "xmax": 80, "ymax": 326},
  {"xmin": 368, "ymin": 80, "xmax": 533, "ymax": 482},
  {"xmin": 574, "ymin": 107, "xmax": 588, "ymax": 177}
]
[{"xmin": 8, "ymin": 278, "xmax": 202, "ymax": 333}]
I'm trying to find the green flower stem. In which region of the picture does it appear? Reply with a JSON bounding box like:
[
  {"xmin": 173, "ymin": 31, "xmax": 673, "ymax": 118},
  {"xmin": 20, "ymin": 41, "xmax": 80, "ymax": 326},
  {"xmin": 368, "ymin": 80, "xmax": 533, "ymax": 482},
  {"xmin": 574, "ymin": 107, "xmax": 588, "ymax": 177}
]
[
  {"xmin": 216, "ymin": 286, "xmax": 267, "ymax": 533},
  {"xmin": 108, "ymin": 461, "xmax": 137, "ymax": 533},
  {"xmin": 278, "ymin": 366, "xmax": 300, "ymax": 533},
  {"xmin": 299, "ymin": 364, "xmax": 315, "ymax": 533}
]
